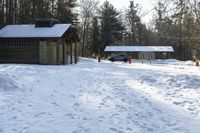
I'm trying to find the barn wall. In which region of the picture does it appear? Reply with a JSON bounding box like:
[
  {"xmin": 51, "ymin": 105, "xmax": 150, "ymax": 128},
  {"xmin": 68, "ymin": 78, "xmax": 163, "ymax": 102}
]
[
  {"xmin": 155, "ymin": 52, "xmax": 172, "ymax": 59},
  {"xmin": 65, "ymin": 42, "xmax": 72, "ymax": 64},
  {"xmin": 64, "ymin": 42, "xmax": 73, "ymax": 64},
  {"xmin": 0, "ymin": 40, "xmax": 39, "ymax": 64},
  {"xmin": 57, "ymin": 39, "xmax": 63, "ymax": 65},
  {"xmin": 39, "ymin": 41, "xmax": 47, "ymax": 64},
  {"xmin": 62, "ymin": 40, "xmax": 66, "ymax": 64},
  {"xmin": 138, "ymin": 52, "xmax": 155, "ymax": 60},
  {"xmin": 39, "ymin": 39, "xmax": 74, "ymax": 65},
  {"xmin": 0, "ymin": 38, "xmax": 78, "ymax": 65},
  {"xmin": 39, "ymin": 40, "xmax": 57, "ymax": 65}
]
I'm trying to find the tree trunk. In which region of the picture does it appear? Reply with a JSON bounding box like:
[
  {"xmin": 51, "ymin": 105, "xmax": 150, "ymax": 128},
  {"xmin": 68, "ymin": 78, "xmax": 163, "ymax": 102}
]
[{"xmin": 82, "ymin": 17, "xmax": 88, "ymax": 57}]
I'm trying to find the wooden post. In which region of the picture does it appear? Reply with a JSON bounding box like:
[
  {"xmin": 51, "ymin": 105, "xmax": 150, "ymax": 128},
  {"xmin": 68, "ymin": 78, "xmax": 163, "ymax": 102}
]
[
  {"xmin": 142, "ymin": 52, "xmax": 144, "ymax": 64},
  {"xmin": 70, "ymin": 42, "xmax": 73, "ymax": 64},
  {"xmin": 74, "ymin": 42, "xmax": 77, "ymax": 64},
  {"xmin": 63, "ymin": 39, "xmax": 66, "ymax": 65},
  {"xmin": 196, "ymin": 61, "xmax": 199, "ymax": 66},
  {"xmin": 66, "ymin": 41, "xmax": 69, "ymax": 64},
  {"xmin": 129, "ymin": 56, "xmax": 131, "ymax": 64},
  {"xmin": 150, "ymin": 52, "xmax": 152, "ymax": 64},
  {"xmin": 98, "ymin": 55, "xmax": 101, "ymax": 62},
  {"xmin": 56, "ymin": 40, "xmax": 59, "ymax": 65}
]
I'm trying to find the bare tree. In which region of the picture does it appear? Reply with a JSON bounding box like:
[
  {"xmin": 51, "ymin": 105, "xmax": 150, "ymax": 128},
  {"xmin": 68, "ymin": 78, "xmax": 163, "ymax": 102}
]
[
  {"xmin": 79, "ymin": 0, "xmax": 99, "ymax": 57},
  {"xmin": 0, "ymin": 0, "xmax": 5, "ymax": 27}
]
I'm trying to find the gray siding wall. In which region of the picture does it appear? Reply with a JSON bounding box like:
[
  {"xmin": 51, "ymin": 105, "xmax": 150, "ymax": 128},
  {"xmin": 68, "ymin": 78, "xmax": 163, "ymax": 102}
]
[{"xmin": 39, "ymin": 41, "xmax": 57, "ymax": 65}]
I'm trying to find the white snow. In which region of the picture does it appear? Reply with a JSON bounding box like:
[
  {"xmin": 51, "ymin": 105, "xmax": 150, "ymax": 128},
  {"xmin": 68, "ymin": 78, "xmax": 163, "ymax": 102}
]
[
  {"xmin": 104, "ymin": 46, "xmax": 174, "ymax": 52},
  {"xmin": 0, "ymin": 24, "xmax": 71, "ymax": 38},
  {"xmin": 0, "ymin": 58, "xmax": 200, "ymax": 133}
]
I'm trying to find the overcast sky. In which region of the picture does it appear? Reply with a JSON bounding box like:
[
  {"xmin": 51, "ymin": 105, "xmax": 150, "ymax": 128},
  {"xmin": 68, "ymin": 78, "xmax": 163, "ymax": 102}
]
[{"xmin": 101, "ymin": 0, "xmax": 159, "ymax": 24}]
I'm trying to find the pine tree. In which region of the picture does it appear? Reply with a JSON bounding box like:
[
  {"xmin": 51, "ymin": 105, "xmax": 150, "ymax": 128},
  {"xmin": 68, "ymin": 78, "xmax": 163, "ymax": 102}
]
[
  {"xmin": 171, "ymin": 0, "xmax": 191, "ymax": 60},
  {"xmin": 155, "ymin": 1, "xmax": 167, "ymax": 45},
  {"xmin": 0, "ymin": 0, "xmax": 5, "ymax": 27},
  {"xmin": 126, "ymin": 1, "xmax": 140, "ymax": 44},
  {"xmin": 90, "ymin": 16, "xmax": 100, "ymax": 56},
  {"xmin": 57, "ymin": 0, "xmax": 77, "ymax": 23},
  {"xmin": 99, "ymin": 1, "xmax": 125, "ymax": 50}
]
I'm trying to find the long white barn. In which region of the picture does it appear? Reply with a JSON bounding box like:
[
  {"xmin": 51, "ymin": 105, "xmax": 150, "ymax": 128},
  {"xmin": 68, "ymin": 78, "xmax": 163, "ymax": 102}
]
[
  {"xmin": 104, "ymin": 46, "xmax": 174, "ymax": 61},
  {"xmin": 104, "ymin": 46, "xmax": 174, "ymax": 52}
]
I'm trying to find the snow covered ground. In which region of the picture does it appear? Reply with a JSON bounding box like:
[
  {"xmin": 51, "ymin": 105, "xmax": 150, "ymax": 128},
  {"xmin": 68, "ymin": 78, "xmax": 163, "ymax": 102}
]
[{"xmin": 0, "ymin": 58, "xmax": 200, "ymax": 133}]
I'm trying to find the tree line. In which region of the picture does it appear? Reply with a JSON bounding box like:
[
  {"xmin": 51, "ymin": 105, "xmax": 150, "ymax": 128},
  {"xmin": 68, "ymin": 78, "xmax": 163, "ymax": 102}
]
[
  {"xmin": 0, "ymin": 0, "xmax": 77, "ymax": 26},
  {"xmin": 154, "ymin": 0, "xmax": 200, "ymax": 60},
  {"xmin": 0, "ymin": 0, "xmax": 200, "ymax": 60},
  {"xmin": 79, "ymin": 0, "xmax": 152, "ymax": 57},
  {"xmin": 79, "ymin": 0, "xmax": 200, "ymax": 60}
]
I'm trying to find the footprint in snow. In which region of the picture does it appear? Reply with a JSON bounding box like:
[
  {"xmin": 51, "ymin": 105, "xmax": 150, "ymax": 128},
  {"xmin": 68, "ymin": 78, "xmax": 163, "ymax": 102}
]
[
  {"xmin": 187, "ymin": 107, "xmax": 194, "ymax": 111},
  {"xmin": 98, "ymin": 116, "xmax": 105, "ymax": 122},
  {"xmin": 166, "ymin": 121, "xmax": 177, "ymax": 127},
  {"xmin": 104, "ymin": 96, "xmax": 113, "ymax": 100},
  {"xmin": 72, "ymin": 103, "xmax": 81, "ymax": 110},
  {"xmin": 12, "ymin": 116, "xmax": 18, "ymax": 120},
  {"xmin": 28, "ymin": 104, "xmax": 33, "ymax": 107},
  {"xmin": 126, "ymin": 127, "xmax": 133, "ymax": 131},
  {"xmin": 110, "ymin": 127, "xmax": 118, "ymax": 132},
  {"xmin": 70, "ymin": 95, "xmax": 76, "ymax": 99},
  {"xmin": 146, "ymin": 128, "xmax": 155, "ymax": 132},
  {"xmin": 109, "ymin": 127, "xmax": 124, "ymax": 133},
  {"xmin": 99, "ymin": 115, "xmax": 105, "ymax": 119},
  {"xmin": 115, "ymin": 105, "xmax": 127, "ymax": 112},
  {"xmin": 100, "ymin": 102, "xmax": 105, "ymax": 106},
  {"xmin": 112, "ymin": 113, "xmax": 119, "ymax": 117},
  {"xmin": 121, "ymin": 98, "xmax": 126, "ymax": 102},
  {"xmin": 53, "ymin": 90, "xmax": 57, "ymax": 93},
  {"xmin": 51, "ymin": 102, "xmax": 59, "ymax": 107},
  {"xmin": 173, "ymin": 101, "xmax": 193, "ymax": 106},
  {"xmin": 65, "ymin": 113, "xmax": 75, "ymax": 119},
  {"xmin": 34, "ymin": 112, "xmax": 46, "ymax": 118},
  {"xmin": 20, "ymin": 126, "xmax": 29, "ymax": 133}
]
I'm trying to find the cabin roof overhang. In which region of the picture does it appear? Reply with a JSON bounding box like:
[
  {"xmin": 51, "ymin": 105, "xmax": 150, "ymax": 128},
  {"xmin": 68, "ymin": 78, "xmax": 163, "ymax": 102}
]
[
  {"xmin": 0, "ymin": 24, "xmax": 71, "ymax": 38},
  {"xmin": 0, "ymin": 24, "xmax": 80, "ymax": 42}
]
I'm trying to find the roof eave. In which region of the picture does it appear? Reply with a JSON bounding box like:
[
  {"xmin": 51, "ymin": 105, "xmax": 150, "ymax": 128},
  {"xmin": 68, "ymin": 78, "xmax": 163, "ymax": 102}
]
[{"xmin": 0, "ymin": 37, "xmax": 61, "ymax": 40}]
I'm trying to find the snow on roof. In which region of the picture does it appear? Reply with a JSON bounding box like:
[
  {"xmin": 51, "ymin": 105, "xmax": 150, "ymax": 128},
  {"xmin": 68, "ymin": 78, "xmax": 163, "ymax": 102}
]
[
  {"xmin": 0, "ymin": 24, "xmax": 71, "ymax": 38},
  {"xmin": 104, "ymin": 46, "xmax": 174, "ymax": 52}
]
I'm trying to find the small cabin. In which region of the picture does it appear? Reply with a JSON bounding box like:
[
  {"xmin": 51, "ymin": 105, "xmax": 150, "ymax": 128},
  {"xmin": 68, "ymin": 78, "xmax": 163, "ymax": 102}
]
[{"xmin": 0, "ymin": 19, "xmax": 79, "ymax": 65}]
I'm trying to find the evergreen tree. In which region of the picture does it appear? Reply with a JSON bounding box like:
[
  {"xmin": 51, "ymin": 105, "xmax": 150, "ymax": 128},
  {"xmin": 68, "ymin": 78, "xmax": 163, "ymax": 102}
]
[
  {"xmin": 126, "ymin": 1, "xmax": 140, "ymax": 44},
  {"xmin": 90, "ymin": 16, "xmax": 100, "ymax": 56},
  {"xmin": 171, "ymin": 0, "xmax": 192, "ymax": 60},
  {"xmin": 57, "ymin": 0, "xmax": 77, "ymax": 23},
  {"xmin": 155, "ymin": 1, "xmax": 168, "ymax": 45},
  {"xmin": 0, "ymin": 0, "xmax": 5, "ymax": 27},
  {"xmin": 99, "ymin": 1, "xmax": 125, "ymax": 51},
  {"xmin": 125, "ymin": 1, "xmax": 149, "ymax": 45}
]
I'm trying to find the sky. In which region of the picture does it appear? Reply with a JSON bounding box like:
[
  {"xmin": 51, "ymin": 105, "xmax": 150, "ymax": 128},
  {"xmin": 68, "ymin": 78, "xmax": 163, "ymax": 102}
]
[{"xmin": 101, "ymin": 0, "xmax": 159, "ymax": 24}]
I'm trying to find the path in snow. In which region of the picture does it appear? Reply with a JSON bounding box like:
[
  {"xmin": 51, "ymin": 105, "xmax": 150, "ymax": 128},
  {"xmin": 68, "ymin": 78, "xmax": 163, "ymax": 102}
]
[{"xmin": 0, "ymin": 58, "xmax": 200, "ymax": 133}]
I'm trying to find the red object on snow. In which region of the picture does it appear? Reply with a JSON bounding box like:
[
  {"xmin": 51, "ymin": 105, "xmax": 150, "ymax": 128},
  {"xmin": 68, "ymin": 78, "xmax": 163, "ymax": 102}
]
[
  {"xmin": 196, "ymin": 61, "xmax": 199, "ymax": 66},
  {"xmin": 128, "ymin": 57, "xmax": 132, "ymax": 64},
  {"xmin": 98, "ymin": 56, "xmax": 101, "ymax": 62}
]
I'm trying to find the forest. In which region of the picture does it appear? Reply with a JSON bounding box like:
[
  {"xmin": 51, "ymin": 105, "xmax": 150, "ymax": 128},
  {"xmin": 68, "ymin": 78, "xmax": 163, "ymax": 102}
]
[{"xmin": 0, "ymin": 0, "xmax": 200, "ymax": 60}]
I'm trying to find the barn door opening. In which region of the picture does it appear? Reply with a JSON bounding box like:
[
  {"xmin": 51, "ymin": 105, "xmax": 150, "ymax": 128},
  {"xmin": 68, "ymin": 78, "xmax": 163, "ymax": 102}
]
[{"xmin": 39, "ymin": 41, "xmax": 57, "ymax": 65}]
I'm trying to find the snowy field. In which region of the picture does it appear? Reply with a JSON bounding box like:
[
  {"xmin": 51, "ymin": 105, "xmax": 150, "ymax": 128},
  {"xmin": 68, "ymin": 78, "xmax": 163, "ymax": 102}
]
[{"xmin": 0, "ymin": 58, "xmax": 200, "ymax": 133}]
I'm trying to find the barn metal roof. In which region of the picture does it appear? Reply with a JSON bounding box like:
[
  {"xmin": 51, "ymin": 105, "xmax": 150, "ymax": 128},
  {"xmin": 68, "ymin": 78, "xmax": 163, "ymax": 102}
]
[
  {"xmin": 104, "ymin": 46, "xmax": 174, "ymax": 52},
  {"xmin": 0, "ymin": 24, "xmax": 71, "ymax": 38}
]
